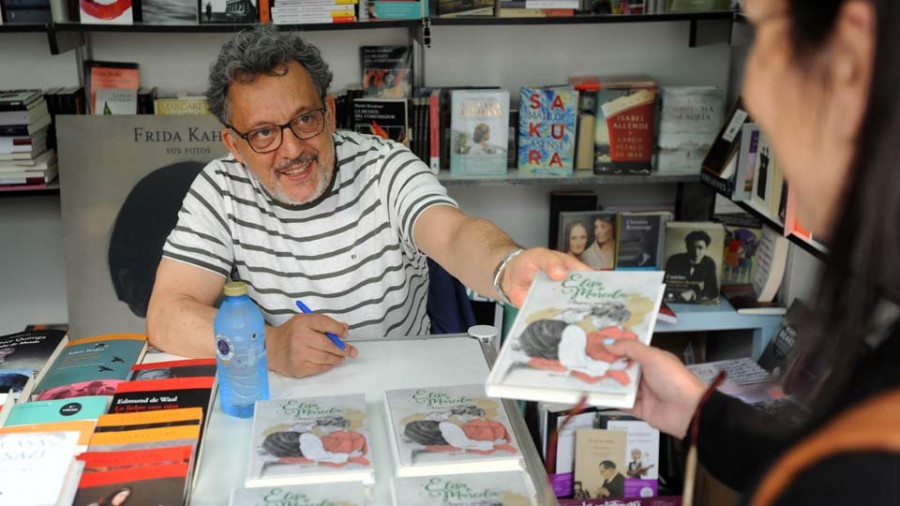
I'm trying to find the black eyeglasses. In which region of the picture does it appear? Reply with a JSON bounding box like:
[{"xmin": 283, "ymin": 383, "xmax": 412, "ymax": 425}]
[{"xmin": 227, "ymin": 104, "xmax": 328, "ymax": 154}]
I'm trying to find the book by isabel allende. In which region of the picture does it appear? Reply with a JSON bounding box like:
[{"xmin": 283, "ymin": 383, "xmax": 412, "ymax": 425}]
[
  {"xmin": 518, "ymin": 86, "xmax": 578, "ymax": 176},
  {"xmin": 247, "ymin": 394, "xmax": 373, "ymax": 487},
  {"xmin": 384, "ymin": 383, "xmax": 522, "ymax": 477},
  {"xmin": 392, "ymin": 471, "xmax": 538, "ymax": 506},
  {"xmin": 485, "ymin": 270, "xmax": 665, "ymax": 408}
]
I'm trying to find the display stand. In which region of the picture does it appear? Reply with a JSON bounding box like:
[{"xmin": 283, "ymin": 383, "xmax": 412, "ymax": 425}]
[{"xmin": 141, "ymin": 334, "xmax": 557, "ymax": 505}]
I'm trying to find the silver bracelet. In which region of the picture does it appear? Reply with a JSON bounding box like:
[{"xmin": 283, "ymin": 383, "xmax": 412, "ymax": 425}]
[{"xmin": 491, "ymin": 247, "xmax": 524, "ymax": 305}]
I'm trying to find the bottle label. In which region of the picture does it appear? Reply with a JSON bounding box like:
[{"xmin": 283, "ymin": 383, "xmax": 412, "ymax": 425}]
[{"xmin": 215, "ymin": 334, "xmax": 234, "ymax": 362}]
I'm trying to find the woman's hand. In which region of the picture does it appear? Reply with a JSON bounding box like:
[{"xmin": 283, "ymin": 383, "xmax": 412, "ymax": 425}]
[{"xmin": 603, "ymin": 339, "xmax": 707, "ymax": 439}]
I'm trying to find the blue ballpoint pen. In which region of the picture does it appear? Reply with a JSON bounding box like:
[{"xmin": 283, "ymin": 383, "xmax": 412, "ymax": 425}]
[{"xmin": 295, "ymin": 299, "xmax": 347, "ymax": 351}]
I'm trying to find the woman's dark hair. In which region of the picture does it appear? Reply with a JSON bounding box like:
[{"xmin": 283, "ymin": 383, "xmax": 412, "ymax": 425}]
[
  {"xmin": 785, "ymin": 0, "xmax": 900, "ymax": 413},
  {"xmin": 518, "ymin": 319, "xmax": 567, "ymax": 359},
  {"xmin": 262, "ymin": 431, "xmax": 304, "ymax": 458}
]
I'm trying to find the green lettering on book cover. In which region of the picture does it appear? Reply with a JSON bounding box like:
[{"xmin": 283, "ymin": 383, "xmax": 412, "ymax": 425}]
[
  {"xmin": 562, "ymin": 273, "xmax": 626, "ymax": 302},
  {"xmin": 411, "ymin": 390, "xmax": 472, "ymax": 409}
]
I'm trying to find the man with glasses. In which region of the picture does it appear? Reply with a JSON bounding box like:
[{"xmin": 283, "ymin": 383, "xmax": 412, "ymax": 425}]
[{"xmin": 147, "ymin": 26, "xmax": 586, "ymax": 378}]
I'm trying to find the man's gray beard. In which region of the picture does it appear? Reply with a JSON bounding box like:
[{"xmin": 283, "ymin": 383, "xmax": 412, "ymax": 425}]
[{"xmin": 251, "ymin": 163, "xmax": 333, "ymax": 206}]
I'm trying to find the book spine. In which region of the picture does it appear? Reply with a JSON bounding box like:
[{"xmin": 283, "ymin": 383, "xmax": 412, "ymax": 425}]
[{"xmin": 429, "ymin": 91, "xmax": 440, "ymax": 174}]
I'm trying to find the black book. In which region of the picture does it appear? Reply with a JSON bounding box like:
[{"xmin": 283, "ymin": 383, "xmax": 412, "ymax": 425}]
[
  {"xmin": 758, "ymin": 300, "xmax": 810, "ymax": 376},
  {"xmin": 352, "ymin": 98, "xmax": 408, "ymax": 144},
  {"xmin": 359, "ymin": 45, "xmax": 413, "ymax": 99},
  {"xmin": 108, "ymin": 376, "xmax": 216, "ymax": 431},
  {"xmin": 615, "ymin": 211, "xmax": 672, "ymax": 269}
]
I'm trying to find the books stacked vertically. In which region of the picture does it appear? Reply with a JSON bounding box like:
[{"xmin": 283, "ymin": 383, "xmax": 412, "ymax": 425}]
[
  {"xmin": 518, "ymin": 86, "xmax": 579, "ymax": 177},
  {"xmin": 392, "ymin": 472, "xmax": 539, "ymax": 505},
  {"xmin": 246, "ymin": 394, "xmax": 374, "ymax": 486},
  {"xmin": 384, "ymin": 384, "xmax": 522, "ymax": 478},
  {"xmin": 0, "ymin": 90, "xmax": 58, "ymax": 192},
  {"xmin": 662, "ymin": 222, "xmax": 725, "ymax": 304},
  {"xmin": 232, "ymin": 482, "xmax": 371, "ymax": 505},
  {"xmin": 486, "ymin": 270, "xmax": 666, "ymax": 408},
  {"xmin": 570, "ymin": 75, "xmax": 657, "ymax": 176},
  {"xmin": 271, "ymin": 0, "xmax": 357, "ymax": 24}
]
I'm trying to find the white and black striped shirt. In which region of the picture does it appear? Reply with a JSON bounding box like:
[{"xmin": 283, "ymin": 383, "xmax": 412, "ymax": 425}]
[{"xmin": 162, "ymin": 131, "xmax": 457, "ymax": 339}]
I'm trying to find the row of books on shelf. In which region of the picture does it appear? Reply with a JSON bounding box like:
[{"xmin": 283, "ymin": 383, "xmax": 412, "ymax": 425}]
[
  {"xmin": 0, "ymin": 329, "xmax": 217, "ymax": 505},
  {"xmin": 701, "ymin": 99, "xmax": 829, "ymax": 253},
  {"xmin": 0, "ymin": 0, "xmax": 732, "ymax": 26}
]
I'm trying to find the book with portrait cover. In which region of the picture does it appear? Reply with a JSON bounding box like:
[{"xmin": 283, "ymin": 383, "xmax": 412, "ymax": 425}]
[
  {"xmin": 230, "ymin": 482, "xmax": 371, "ymax": 506},
  {"xmin": 662, "ymin": 222, "xmax": 725, "ymax": 304},
  {"xmin": 128, "ymin": 358, "xmax": 216, "ymax": 381},
  {"xmin": 353, "ymin": 98, "xmax": 409, "ymax": 145},
  {"xmin": 574, "ymin": 429, "xmax": 627, "ymax": 500},
  {"xmin": 360, "ymin": 45, "xmax": 413, "ymax": 99},
  {"xmin": 557, "ymin": 211, "xmax": 617, "ymax": 271},
  {"xmin": 485, "ymin": 270, "xmax": 666, "ymax": 409},
  {"xmin": 73, "ymin": 462, "xmax": 190, "ymax": 506},
  {"xmin": 384, "ymin": 383, "xmax": 522, "ymax": 478},
  {"xmin": 31, "ymin": 333, "xmax": 148, "ymax": 401},
  {"xmin": 246, "ymin": 394, "xmax": 373, "ymax": 487},
  {"xmin": 392, "ymin": 472, "xmax": 539, "ymax": 506},
  {"xmin": 450, "ymin": 89, "xmax": 510, "ymax": 176},
  {"xmin": 518, "ymin": 86, "xmax": 578, "ymax": 176}
]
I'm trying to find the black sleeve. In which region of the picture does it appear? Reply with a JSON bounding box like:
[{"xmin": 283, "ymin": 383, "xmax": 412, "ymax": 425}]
[
  {"xmin": 694, "ymin": 391, "xmax": 801, "ymax": 492},
  {"xmin": 775, "ymin": 452, "xmax": 900, "ymax": 505}
]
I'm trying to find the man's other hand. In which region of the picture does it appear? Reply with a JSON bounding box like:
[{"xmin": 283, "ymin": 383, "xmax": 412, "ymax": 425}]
[
  {"xmin": 502, "ymin": 247, "xmax": 592, "ymax": 307},
  {"xmin": 267, "ymin": 313, "xmax": 357, "ymax": 378}
]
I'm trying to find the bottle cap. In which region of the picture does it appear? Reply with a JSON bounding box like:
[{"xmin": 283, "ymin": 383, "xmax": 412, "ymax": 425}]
[{"xmin": 223, "ymin": 281, "xmax": 247, "ymax": 297}]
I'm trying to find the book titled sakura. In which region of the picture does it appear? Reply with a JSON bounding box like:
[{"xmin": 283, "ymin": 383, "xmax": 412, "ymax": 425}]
[
  {"xmin": 392, "ymin": 472, "xmax": 539, "ymax": 506},
  {"xmin": 485, "ymin": 270, "xmax": 666, "ymax": 409},
  {"xmin": 384, "ymin": 384, "xmax": 522, "ymax": 478},
  {"xmin": 246, "ymin": 394, "xmax": 373, "ymax": 487},
  {"xmin": 230, "ymin": 482, "xmax": 371, "ymax": 506}
]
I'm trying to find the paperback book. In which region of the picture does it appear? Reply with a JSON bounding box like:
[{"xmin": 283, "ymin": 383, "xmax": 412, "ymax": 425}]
[
  {"xmin": 360, "ymin": 45, "xmax": 413, "ymax": 99},
  {"xmin": 128, "ymin": 358, "xmax": 217, "ymax": 381},
  {"xmin": 31, "ymin": 333, "xmax": 148, "ymax": 401},
  {"xmin": 73, "ymin": 462, "xmax": 190, "ymax": 506},
  {"xmin": 485, "ymin": 270, "xmax": 666, "ymax": 408},
  {"xmin": 518, "ymin": 86, "xmax": 578, "ymax": 176},
  {"xmin": 700, "ymin": 99, "xmax": 749, "ymax": 197},
  {"xmin": 0, "ymin": 431, "xmax": 84, "ymax": 506},
  {"xmin": 0, "ymin": 328, "xmax": 67, "ymax": 402},
  {"xmin": 656, "ymin": 86, "xmax": 725, "ymax": 174},
  {"xmin": 615, "ymin": 211, "xmax": 673, "ymax": 270},
  {"xmin": 392, "ymin": 472, "xmax": 539, "ymax": 506},
  {"xmin": 450, "ymin": 89, "xmax": 510, "ymax": 176},
  {"xmin": 246, "ymin": 394, "xmax": 373, "ymax": 486},
  {"xmin": 556, "ymin": 211, "xmax": 617, "ymax": 271},
  {"xmin": 384, "ymin": 383, "xmax": 522, "ymax": 477},
  {"xmin": 574, "ymin": 429, "xmax": 627, "ymax": 499},
  {"xmin": 108, "ymin": 376, "xmax": 216, "ymax": 428},
  {"xmin": 353, "ymin": 98, "xmax": 409, "ymax": 145},
  {"xmin": 88, "ymin": 408, "xmax": 203, "ymax": 452},
  {"xmin": 4, "ymin": 395, "xmax": 109, "ymax": 426},
  {"xmin": 230, "ymin": 482, "xmax": 371, "ymax": 506},
  {"xmin": 662, "ymin": 222, "xmax": 725, "ymax": 304},
  {"xmin": 198, "ymin": 0, "xmax": 257, "ymax": 23}
]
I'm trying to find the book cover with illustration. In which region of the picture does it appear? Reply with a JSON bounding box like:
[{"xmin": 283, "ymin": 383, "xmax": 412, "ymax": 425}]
[
  {"xmin": 573, "ymin": 429, "xmax": 627, "ymax": 500},
  {"xmin": 31, "ymin": 333, "xmax": 148, "ymax": 401},
  {"xmin": 197, "ymin": 0, "xmax": 257, "ymax": 23},
  {"xmin": 485, "ymin": 270, "xmax": 666, "ymax": 408},
  {"xmin": 585, "ymin": 77, "xmax": 656, "ymax": 176},
  {"xmin": 0, "ymin": 328, "xmax": 67, "ymax": 400},
  {"xmin": 606, "ymin": 419, "xmax": 660, "ymax": 498},
  {"xmin": 657, "ymin": 87, "xmax": 725, "ymax": 175},
  {"xmin": 392, "ymin": 472, "xmax": 538, "ymax": 506},
  {"xmin": 518, "ymin": 86, "xmax": 578, "ymax": 176},
  {"xmin": 247, "ymin": 394, "xmax": 373, "ymax": 487},
  {"xmin": 556, "ymin": 211, "xmax": 617, "ymax": 271},
  {"xmin": 662, "ymin": 222, "xmax": 725, "ymax": 304},
  {"xmin": 384, "ymin": 383, "xmax": 522, "ymax": 477},
  {"xmin": 615, "ymin": 211, "xmax": 673, "ymax": 270},
  {"xmin": 73, "ymin": 462, "xmax": 190, "ymax": 506},
  {"xmin": 230, "ymin": 482, "xmax": 370, "ymax": 506},
  {"xmin": 450, "ymin": 89, "xmax": 510, "ymax": 176},
  {"xmin": 353, "ymin": 98, "xmax": 409, "ymax": 145},
  {"xmin": 360, "ymin": 45, "xmax": 412, "ymax": 99}
]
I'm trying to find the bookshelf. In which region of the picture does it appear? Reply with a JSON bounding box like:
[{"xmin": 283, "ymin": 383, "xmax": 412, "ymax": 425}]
[{"xmin": 439, "ymin": 170, "xmax": 699, "ymax": 187}]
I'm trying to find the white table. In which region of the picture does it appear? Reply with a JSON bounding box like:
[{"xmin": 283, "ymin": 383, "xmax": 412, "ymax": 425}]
[{"xmin": 149, "ymin": 334, "xmax": 556, "ymax": 505}]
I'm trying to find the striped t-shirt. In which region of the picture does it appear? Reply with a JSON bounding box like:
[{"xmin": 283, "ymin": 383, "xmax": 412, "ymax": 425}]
[{"xmin": 162, "ymin": 131, "xmax": 457, "ymax": 340}]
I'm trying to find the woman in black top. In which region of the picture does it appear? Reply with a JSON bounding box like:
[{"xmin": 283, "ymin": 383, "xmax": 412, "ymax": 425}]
[{"xmin": 602, "ymin": 0, "xmax": 900, "ymax": 503}]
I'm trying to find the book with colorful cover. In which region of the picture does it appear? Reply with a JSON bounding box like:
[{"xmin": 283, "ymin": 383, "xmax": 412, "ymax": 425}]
[
  {"xmin": 79, "ymin": 445, "xmax": 193, "ymax": 473},
  {"xmin": 83, "ymin": 61, "xmax": 140, "ymax": 115},
  {"xmin": 574, "ymin": 429, "xmax": 627, "ymax": 500},
  {"xmin": 88, "ymin": 408, "xmax": 202, "ymax": 452},
  {"xmin": 108, "ymin": 376, "xmax": 215, "ymax": 427},
  {"xmin": 0, "ymin": 419, "xmax": 97, "ymax": 452},
  {"xmin": 518, "ymin": 86, "xmax": 578, "ymax": 176},
  {"xmin": 485, "ymin": 270, "xmax": 666, "ymax": 408},
  {"xmin": 72, "ymin": 462, "xmax": 190, "ymax": 506},
  {"xmin": 360, "ymin": 45, "xmax": 413, "ymax": 99},
  {"xmin": 605, "ymin": 419, "xmax": 660, "ymax": 498},
  {"xmin": 0, "ymin": 328, "xmax": 67, "ymax": 401},
  {"xmin": 230, "ymin": 482, "xmax": 371, "ymax": 506},
  {"xmin": 246, "ymin": 394, "xmax": 373, "ymax": 487},
  {"xmin": 450, "ymin": 89, "xmax": 510, "ymax": 176},
  {"xmin": 4, "ymin": 395, "xmax": 109, "ymax": 426},
  {"xmin": 384, "ymin": 384, "xmax": 522, "ymax": 478},
  {"xmin": 392, "ymin": 472, "xmax": 539, "ymax": 506},
  {"xmin": 353, "ymin": 98, "xmax": 409, "ymax": 145},
  {"xmin": 31, "ymin": 333, "xmax": 148, "ymax": 401}
]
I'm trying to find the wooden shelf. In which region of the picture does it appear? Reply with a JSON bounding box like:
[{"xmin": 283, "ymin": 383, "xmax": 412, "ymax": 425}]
[{"xmin": 438, "ymin": 169, "xmax": 700, "ymax": 187}]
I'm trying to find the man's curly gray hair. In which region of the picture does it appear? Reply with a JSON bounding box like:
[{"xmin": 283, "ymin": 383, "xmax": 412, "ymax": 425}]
[{"xmin": 206, "ymin": 25, "xmax": 333, "ymax": 125}]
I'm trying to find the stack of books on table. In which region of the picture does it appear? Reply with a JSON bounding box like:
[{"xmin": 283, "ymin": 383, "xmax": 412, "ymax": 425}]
[
  {"xmin": 271, "ymin": 0, "xmax": 358, "ymax": 24},
  {"xmin": 0, "ymin": 90, "xmax": 57, "ymax": 192}
]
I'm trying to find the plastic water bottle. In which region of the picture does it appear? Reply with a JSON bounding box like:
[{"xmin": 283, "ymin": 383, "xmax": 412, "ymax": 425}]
[{"xmin": 213, "ymin": 281, "xmax": 269, "ymax": 418}]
